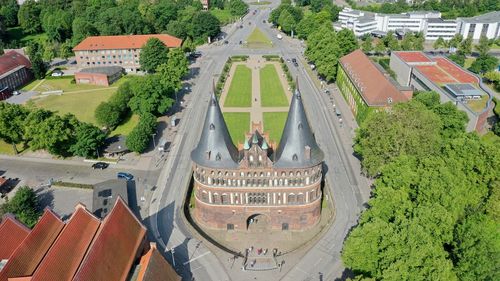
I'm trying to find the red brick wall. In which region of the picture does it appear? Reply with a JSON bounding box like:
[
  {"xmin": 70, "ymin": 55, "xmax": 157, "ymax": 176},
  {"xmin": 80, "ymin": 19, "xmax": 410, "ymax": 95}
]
[{"xmin": 75, "ymin": 72, "xmax": 109, "ymax": 86}]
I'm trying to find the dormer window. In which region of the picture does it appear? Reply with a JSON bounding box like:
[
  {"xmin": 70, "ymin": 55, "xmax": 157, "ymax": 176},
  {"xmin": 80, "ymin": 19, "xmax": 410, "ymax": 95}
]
[
  {"xmin": 209, "ymin": 123, "xmax": 215, "ymax": 130},
  {"xmin": 298, "ymin": 122, "xmax": 303, "ymax": 130},
  {"xmin": 292, "ymin": 154, "xmax": 298, "ymax": 161},
  {"xmin": 216, "ymin": 153, "xmax": 221, "ymax": 161},
  {"xmin": 249, "ymin": 155, "xmax": 254, "ymax": 162}
]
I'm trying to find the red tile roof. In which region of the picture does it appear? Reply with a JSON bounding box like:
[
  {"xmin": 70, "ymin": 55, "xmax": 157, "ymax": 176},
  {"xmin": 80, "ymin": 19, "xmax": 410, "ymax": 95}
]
[
  {"xmin": 137, "ymin": 244, "xmax": 180, "ymax": 281},
  {"xmin": 0, "ymin": 177, "xmax": 7, "ymax": 187},
  {"xmin": 31, "ymin": 206, "xmax": 100, "ymax": 281},
  {"xmin": 0, "ymin": 51, "xmax": 31, "ymax": 76},
  {"xmin": 73, "ymin": 34, "xmax": 182, "ymax": 51},
  {"xmin": 0, "ymin": 215, "xmax": 30, "ymax": 260},
  {"xmin": 0, "ymin": 209, "xmax": 64, "ymax": 281},
  {"xmin": 394, "ymin": 51, "xmax": 432, "ymax": 63},
  {"xmin": 415, "ymin": 65, "xmax": 457, "ymax": 84},
  {"xmin": 339, "ymin": 50, "xmax": 410, "ymax": 106},
  {"xmin": 434, "ymin": 57, "xmax": 478, "ymax": 83},
  {"xmin": 73, "ymin": 197, "xmax": 146, "ymax": 281}
]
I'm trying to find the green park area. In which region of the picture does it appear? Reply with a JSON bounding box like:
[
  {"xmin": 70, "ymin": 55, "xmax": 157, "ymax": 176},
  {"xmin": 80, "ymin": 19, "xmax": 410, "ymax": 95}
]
[
  {"xmin": 223, "ymin": 112, "xmax": 250, "ymax": 144},
  {"xmin": 224, "ymin": 65, "xmax": 252, "ymax": 107},
  {"xmin": 210, "ymin": 8, "xmax": 238, "ymax": 25},
  {"xmin": 260, "ymin": 65, "xmax": 288, "ymax": 107},
  {"xmin": 110, "ymin": 114, "xmax": 140, "ymax": 137},
  {"xmin": 246, "ymin": 28, "xmax": 272, "ymax": 48},
  {"xmin": 33, "ymin": 88, "xmax": 116, "ymax": 124},
  {"xmin": 466, "ymin": 96, "xmax": 489, "ymax": 112},
  {"xmin": 22, "ymin": 77, "xmax": 107, "ymax": 93},
  {"xmin": 263, "ymin": 112, "xmax": 288, "ymax": 144}
]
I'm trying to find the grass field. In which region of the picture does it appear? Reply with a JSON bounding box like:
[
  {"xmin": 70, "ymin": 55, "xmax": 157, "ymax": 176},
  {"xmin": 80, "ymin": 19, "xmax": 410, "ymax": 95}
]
[
  {"xmin": 110, "ymin": 114, "xmax": 139, "ymax": 137},
  {"xmin": 223, "ymin": 112, "xmax": 250, "ymax": 144},
  {"xmin": 210, "ymin": 8, "xmax": 238, "ymax": 25},
  {"xmin": 464, "ymin": 57, "xmax": 476, "ymax": 69},
  {"xmin": 466, "ymin": 96, "xmax": 489, "ymax": 112},
  {"xmin": 34, "ymin": 88, "xmax": 116, "ymax": 124},
  {"xmin": 482, "ymin": 131, "xmax": 500, "ymax": 145},
  {"xmin": 32, "ymin": 77, "xmax": 109, "ymax": 93},
  {"xmin": 6, "ymin": 27, "xmax": 47, "ymax": 45},
  {"xmin": 260, "ymin": 65, "xmax": 289, "ymax": 107},
  {"xmin": 0, "ymin": 140, "xmax": 14, "ymax": 155},
  {"xmin": 246, "ymin": 28, "xmax": 272, "ymax": 48},
  {"xmin": 224, "ymin": 65, "xmax": 252, "ymax": 107},
  {"xmin": 263, "ymin": 112, "xmax": 288, "ymax": 144}
]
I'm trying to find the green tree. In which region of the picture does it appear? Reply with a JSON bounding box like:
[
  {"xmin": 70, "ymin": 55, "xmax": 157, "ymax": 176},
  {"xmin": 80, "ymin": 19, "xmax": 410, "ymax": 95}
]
[
  {"xmin": 413, "ymin": 91, "xmax": 441, "ymax": 108},
  {"xmin": 190, "ymin": 11, "xmax": 220, "ymax": 41},
  {"xmin": 128, "ymin": 75, "xmax": 175, "ymax": 115},
  {"xmin": 448, "ymin": 53, "xmax": 465, "ymax": 67},
  {"xmin": 278, "ymin": 9, "xmax": 296, "ymax": 34},
  {"xmin": 449, "ymin": 34, "xmax": 463, "ymax": 49},
  {"xmin": 383, "ymin": 31, "xmax": 400, "ymax": 51},
  {"xmin": 157, "ymin": 48, "xmax": 189, "ymax": 92},
  {"xmin": 0, "ymin": 0, "xmax": 19, "ymax": 27},
  {"xmin": 458, "ymin": 37, "xmax": 473, "ymax": 56},
  {"xmin": 305, "ymin": 25, "xmax": 340, "ymax": 82},
  {"xmin": 94, "ymin": 102, "xmax": 121, "ymax": 129},
  {"xmin": 229, "ymin": 0, "xmax": 248, "ymax": 17},
  {"xmin": 433, "ymin": 37, "xmax": 446, "ymax": 50},
  {"xmin": 433, "ymin": 102, "xmax": 468, "ymax": 138},
  {"xmin": 336, "ymin": 28, "xmax": 358, "ymax": 56},
  {"xmin": 354, "ymin": 101, "xmax": 442, "ymax": 176},
  {"xmin": 126, "ymin": 112, "xmax": 157, "ymax": 153},
  {"xmin": 24, "ymin": 112, "xmax": 74, "ymax": 156},
  {"xmin": 42, "ymin": 9, "xmax": 72, "ymax": 42},
  {"xmin": 361, "ymin": 36, "xmax": 373, "ymax": 53},
  {"xmin": 72, "ymin": 17, "xmax": 98, "ymax": 45},
  {"xmin": 475, "ymin": 35, "xmax": 491, "ymax": 56},
  {"xmin": 0, "ymin": 103, "xmax": 29, "ymax": 153},
  {"xmin": 59, "ymin": 40, "xmax": 73, "ymax": 60},
  {"xmin": 17, "ymin": 0, "xmax": 42, "ymax": 34},
  {"xmin": 139, "ymin": 37, "xmax": 169, "ymax": 74},
  {"xmin": 31, "ymin": 54, "xmax": 46, "ymax": 79},
  {"xmin": 69, "ymin": 122, "xmax": 106, "ymax": 158},
  {"xmin": 374, "ymin": 39, "xmax": 386, "ymax": 55},
  {"xmin": 469, "ymin": 54, "xmax": 498, "ymax": 74},
  {"xmin": 0, "ymin": 186, "xmax": 41, "ymax": 228}
]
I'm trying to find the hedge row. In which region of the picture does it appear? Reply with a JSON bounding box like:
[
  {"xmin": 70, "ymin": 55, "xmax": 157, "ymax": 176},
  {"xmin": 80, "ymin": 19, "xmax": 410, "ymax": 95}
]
[
  {"xmin": 52, "ymin": 181, "xmax": 94, "ymax": 189},
  {"xmin": 263, "ymin": 55, "xmax": 280, "ymax": 61},
  {"xmin": 280, "ymin": 58, "xmax": 296, "ymax": 91}
]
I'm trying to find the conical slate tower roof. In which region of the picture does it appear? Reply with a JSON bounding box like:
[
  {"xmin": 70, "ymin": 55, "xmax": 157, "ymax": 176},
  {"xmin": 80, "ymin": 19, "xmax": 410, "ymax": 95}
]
[
  {"xmin": 274, "ymin": 87, "xmax": 323, "ymax": 168},
  {"xmin": 191, "ymin": 93, "xmax": 239, "ymax": 168}
]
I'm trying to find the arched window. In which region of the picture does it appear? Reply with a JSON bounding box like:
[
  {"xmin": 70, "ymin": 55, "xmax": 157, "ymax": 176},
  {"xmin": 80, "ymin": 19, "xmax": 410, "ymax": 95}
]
[
  {"xmin": 201, "ymin": 191, "xmax": 208, "ymax": 202},
  {"xmin": 260, "ymin": 172, "xmax": 264, "ymax": 177},
  {"xmin": 288, "ymin": 193, "xmax": 296, "ymax": 204},
  {"xmin": 213, "ymin": 193, "xmax": 220, "ymax": 204},
  {"xmin": 221, "ymin": 193, "xmax": 229, "ymax": 204},
  {"xmin": 297, "ymin": 193, "xmax": 304, "ymax": 204}
]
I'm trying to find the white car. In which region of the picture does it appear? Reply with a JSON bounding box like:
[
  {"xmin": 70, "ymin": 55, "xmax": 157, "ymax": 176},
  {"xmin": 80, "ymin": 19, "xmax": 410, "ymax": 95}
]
[
  {"xmin": 51, "ymin": 71, "xmax": 63, "ymax": 77},
  {"xmin": 12, "ymin": 91, "xmax": 20, "ymax": 95}
]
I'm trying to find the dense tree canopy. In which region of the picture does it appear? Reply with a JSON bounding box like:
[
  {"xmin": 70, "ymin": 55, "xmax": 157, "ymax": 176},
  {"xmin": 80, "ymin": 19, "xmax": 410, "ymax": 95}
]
[
  {"xmin": 126, "ymin": 112, "xmax": 157, "ymax": 153},
  {"xmin": 343, "ymin": 88, "xmax": 499, "ymax": 281},
  {"xmin": 0, "ymin": 102, "xmax": 29, "ymax": 153},
  {"xmin": 228, "ymin": 0, "xmax": 248, "ymax": 17},
  {"xmin": 0, "ymin": 186, "xmax": 41, "ymax": 228},
  {"xmin": 140, "ymin": 38, "xmax": 169, "ymax": 74},
  {"xmin": 17, "ymin": 0, "xmax": 42, "ymax": 34}
]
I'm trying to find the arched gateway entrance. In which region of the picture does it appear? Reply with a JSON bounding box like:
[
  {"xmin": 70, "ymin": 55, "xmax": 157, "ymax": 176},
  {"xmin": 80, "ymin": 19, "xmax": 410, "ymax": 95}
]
[{"xmin": 246, "ymin": 214, "xmax": 270, "ymax": 231}]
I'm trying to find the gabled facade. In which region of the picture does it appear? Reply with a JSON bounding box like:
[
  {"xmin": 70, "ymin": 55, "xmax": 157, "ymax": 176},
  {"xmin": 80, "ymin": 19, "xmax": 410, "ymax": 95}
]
[{"xmin": 191, "ymin": 90, "xmax": 324, "ymax": 231}]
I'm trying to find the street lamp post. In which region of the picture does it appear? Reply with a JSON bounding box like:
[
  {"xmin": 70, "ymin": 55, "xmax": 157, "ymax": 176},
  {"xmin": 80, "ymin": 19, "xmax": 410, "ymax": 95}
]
[
  {"xmin": 171, "ymin": 247, "xmax": 176, "ymax": 267},
  {"xmin": 152, "ymin": 133, "xmax": 156, "ymax": 148}
]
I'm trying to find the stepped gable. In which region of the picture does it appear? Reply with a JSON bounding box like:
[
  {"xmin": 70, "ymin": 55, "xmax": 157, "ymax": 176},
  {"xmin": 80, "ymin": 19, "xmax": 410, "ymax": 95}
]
[
  {"xmin": 274, "ymin": 87, "xmax": 324, "ymax": 168},
  {"xmin": 0, "ymin": 209, "xmax": 64, "ymax": 281},
  {"xmin": 0, "ymin": 215, "xmax": 30, "ymax": 260},
  {"xmin": 191, "ymin": 92, "xmax": 239, "ymax": 169},
  {"xmin": 31, "ymin": 204, "xmax": 100, "ymax": 281}
]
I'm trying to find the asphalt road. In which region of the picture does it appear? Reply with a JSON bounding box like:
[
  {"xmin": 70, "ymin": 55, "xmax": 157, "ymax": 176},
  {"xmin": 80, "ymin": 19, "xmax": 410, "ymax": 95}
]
[{"xmin": 148, "ymin": 1, "xmax": 370, "ymax": 280}]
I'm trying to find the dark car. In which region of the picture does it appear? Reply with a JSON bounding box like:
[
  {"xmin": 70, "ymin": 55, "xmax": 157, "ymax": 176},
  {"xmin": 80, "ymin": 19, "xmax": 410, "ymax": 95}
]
[
  {"xmin": 293, "ymin": 62, "xmax": 299, "ymax": 67},
  {"xmin": 117, "ymin": 172, "xmax": 134, "ymax": 181},
  {"xmin": 291, "ymin": 58, "xmax": 297, "ymax": 63},
  {"xmin": 92, "ymin": 162, "xmax": 109, "ymax": 170},
  {"xmin": 223, "ymin": 40, "xmax": 229, "ymax": 44}
]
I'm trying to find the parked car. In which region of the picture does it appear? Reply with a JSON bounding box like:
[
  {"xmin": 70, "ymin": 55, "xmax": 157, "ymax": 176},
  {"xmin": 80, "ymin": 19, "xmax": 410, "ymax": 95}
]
[
  {"xmin": 117, "ymin": 172, "xmax": 134, "ymax": 181},
  {"xmin": 12, "ymin": 91, "xmax": 20, "ymax": 95},
  {"xmin": 51, "ymin": 70, "xmax": 63, "ymax": 77},
  {"xmin": 223, "ymin": 40, "xmax": 229, "ymax": 44},
  {"xmin": 92, "ymin": 162, "xmax": 109, "ymax": 170}
]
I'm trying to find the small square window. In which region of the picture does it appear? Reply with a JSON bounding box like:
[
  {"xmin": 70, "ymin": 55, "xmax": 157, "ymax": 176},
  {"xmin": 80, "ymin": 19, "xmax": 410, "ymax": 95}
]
[
  {"xmin": 227, "ymin": 223, "xmax": 234, "ymax": 230},
  {"xmin": 282, "ymin": 223, "xmax": 289, "ymax": 231}
]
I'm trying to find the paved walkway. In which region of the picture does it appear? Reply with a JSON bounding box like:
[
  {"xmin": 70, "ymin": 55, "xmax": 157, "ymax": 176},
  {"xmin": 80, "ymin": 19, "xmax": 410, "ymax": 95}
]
[{"xmin": 219, "ymin": 55, "xmax": 292, "ymax": 132}]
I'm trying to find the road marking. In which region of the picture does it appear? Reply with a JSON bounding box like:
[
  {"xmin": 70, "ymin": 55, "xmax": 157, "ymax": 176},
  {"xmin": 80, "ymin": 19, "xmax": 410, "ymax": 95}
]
[{"xmin": 183, "ymin": 251, "xmax": 210, "ymax": 265}]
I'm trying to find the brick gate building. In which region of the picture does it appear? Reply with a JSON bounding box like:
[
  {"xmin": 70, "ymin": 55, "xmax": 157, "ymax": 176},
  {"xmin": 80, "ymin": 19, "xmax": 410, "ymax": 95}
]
[{"xmin": 191, "ymin": 88, "xmax": 324, "ymax": 231}]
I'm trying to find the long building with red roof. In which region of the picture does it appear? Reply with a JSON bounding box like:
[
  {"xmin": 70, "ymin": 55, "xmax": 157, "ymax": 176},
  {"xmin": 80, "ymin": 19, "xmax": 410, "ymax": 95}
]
[
  {"xmin": 337, "ymin": 49, "xmax": 413, "ymax": 123},
  {"xmin": 0, "ymin": 215, "xmax": 30, "ymax": 261},
  {"xmin": 0, "ymin": 51, "xmax": 33, "ymax": 100},
  {"xmin": 73, "ymin": 34, "xmax": 182, "ymax": 73},
  {"xmin": 390, "ymin": 51, "xmax": 493, "ymax": 132},
  {"xmin": 0, "ymin": 198, "xmax": 179, "ymax": 281}
]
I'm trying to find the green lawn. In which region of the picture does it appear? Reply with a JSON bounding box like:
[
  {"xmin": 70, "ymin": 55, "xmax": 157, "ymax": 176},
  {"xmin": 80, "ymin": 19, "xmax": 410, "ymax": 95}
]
[
  {"xmin": 263, "ymin": 112, "xmax": 288, "ymax": 144},
  {"xmin": 223, "ymin": 112, "xmax": 250, "ymax": 144},
  {"xmin": 21, "ymin": 79, "xmax": 44, "ymax": 91},
  {"xmin": 0, "ymin": 140, "xmax": 15, "ymax": 155},
  {"xmin": 260, "ymin": 65, "xmax": 289, "ymax": 107},
  {"xmin": 246, "ymin": 28, "xmax": 272, "ymax": 48},
  {"xmin": 466, "ymin": 96, "xmax": 489, "ymax": 113},
  {"xmin": 210, "ymin": 8, "xmax": 238, "ymax": 25},
  {"xmin": 110, "ymin": 113, "xmax": 139, "ymax": 137},
  {"xmin": 35, "ymin": 77, "xmax": 108, "ymax": 93},
  {"xmin": 224, "ymin": 65, "xmax": 252, "ymax": 107},
  {"xmin": 464, "ymin": 57, "xmax": 476, "ymax": 69},
  {"xmin": 34, "ymin": 88, "xmax": 116, "ymax": 124},
  {"xmin": 482, "ymin": 131, "xmax": 500, "ymax": 145},
  {"xmin": 490, "ymin": 43, "xmax": 500, "ymax": 50}
]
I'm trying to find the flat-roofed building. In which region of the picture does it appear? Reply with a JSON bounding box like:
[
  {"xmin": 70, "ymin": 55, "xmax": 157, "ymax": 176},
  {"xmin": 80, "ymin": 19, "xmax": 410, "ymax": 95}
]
[
  {"xmin": 75, "ymin": 66, "xmax": 124, "ymax": 86},
  {"xmin": 390, "ymin": 51, "xmax": 493, "ymax": 132},
  {"xmin": 457, "ymin": 11, "xmax": 500, "ymax": 40},
  {"xmin": 73, "ymin": 34, "xmax": 182, "ymax": 73},
  {"xmin": 337, "ymin": 49, "xmax": 412, "ymax": 123}
]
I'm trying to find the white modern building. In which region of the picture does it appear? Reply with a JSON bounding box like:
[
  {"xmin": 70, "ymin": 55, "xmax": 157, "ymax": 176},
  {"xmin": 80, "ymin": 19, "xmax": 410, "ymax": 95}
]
[
  {"xmin": 336, "ymin": 8, "xmax": 458, "ymax": 40},
  {"xmin": 457, "ymin": 11, "xmax": 500, "ymax": 40}
]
